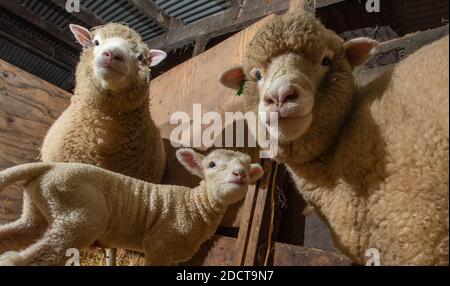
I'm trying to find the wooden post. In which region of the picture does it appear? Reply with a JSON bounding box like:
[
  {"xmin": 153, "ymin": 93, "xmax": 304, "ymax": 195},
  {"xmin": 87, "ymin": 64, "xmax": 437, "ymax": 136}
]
[{"xmin": 192, "ymin": 37, "xmax": 209, "ymax": 57}]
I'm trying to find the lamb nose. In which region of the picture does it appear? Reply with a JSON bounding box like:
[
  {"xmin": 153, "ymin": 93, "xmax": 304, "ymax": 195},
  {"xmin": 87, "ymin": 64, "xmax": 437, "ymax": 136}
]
[
  {"xmin": 233, "ymin": 170, "xmax": 246, "ymax": 178},
  {"xmin": 102, "ymin": 51, "xmax": 112, "ymax": 59}
]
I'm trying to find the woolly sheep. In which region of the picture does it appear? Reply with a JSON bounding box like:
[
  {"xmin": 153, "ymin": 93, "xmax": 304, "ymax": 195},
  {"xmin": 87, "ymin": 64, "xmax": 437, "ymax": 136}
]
[
  {"xmin": 39, "ymin": 23, "xmax": 167, "ymax": 264},
  {"xmin": 220, "ymin": 10, "xmax": 449, "ymax": 265},
  {"xmin": 0, "ymin": 149, "xmax": 263, "ymax": 266}
]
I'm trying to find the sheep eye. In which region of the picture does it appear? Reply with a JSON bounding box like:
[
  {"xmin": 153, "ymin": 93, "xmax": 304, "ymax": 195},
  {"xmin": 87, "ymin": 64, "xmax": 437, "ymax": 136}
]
[
  {"xmin": 137, "ymin": 54, "xmax": 145, "ymax": 61},
  {"xmin": 208, "ymin": 162, "xmax": 216, "ymax": 168},
  {"xmin": 255, "ymin": 70, "xmax": 262, "ymax": 81},
  {"xmin": 322, "ymin": 56, "xmax": 332, "ymax": 66},
  {"xmin": 94, "ymin": 40, "xmax": 100, "ymax": 46}
]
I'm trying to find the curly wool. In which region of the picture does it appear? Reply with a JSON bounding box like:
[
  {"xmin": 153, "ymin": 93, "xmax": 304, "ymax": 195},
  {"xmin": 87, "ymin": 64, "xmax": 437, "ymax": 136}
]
[{"xmin": 240, "ymin": 10, "xmax": 449, "ymax": 265}]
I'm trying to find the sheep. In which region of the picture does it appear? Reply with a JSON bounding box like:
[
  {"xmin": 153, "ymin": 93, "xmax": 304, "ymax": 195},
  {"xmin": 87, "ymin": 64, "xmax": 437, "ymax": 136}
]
[
  {"xmin": 0, "ymin": 149, "xmax": 264, "ymax": 266},
  {"xmin": 220, "ymin": 10, "xmax": 449, "ymax": 265},
  {"xmin": 37, "ymin": 23, "xmax": 167, "ymax": 265}
]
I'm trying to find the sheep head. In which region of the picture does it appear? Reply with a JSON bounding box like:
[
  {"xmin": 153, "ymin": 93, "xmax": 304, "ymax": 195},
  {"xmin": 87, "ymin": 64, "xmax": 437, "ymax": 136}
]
[
  {"xmin": 176, "ymin": 148, "xmax": 263, "ymax": 205},
  {"xmin": 69, "ymin": 23, "xmax": 167, "ymax": 110},
  {"xmin": 220, "ymin": 10, "xmax": 378, "ymax": 162}
]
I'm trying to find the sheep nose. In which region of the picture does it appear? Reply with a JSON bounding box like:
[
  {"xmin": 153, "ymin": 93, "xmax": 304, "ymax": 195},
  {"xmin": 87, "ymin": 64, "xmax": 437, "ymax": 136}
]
[
  {"xmin": 102, "ymin": 50, "xmax": 124, "ymax": 62},
  {"xmin": 102, "ymin": 50, "xmax": 112, "ymax": 59},
  {"xmin": 232, "ymin": 169, "xmax": 246, "ymax": 178},
  {"xmin": 264, "ymin": 86, "xmax": 298, "ymax": 106}
]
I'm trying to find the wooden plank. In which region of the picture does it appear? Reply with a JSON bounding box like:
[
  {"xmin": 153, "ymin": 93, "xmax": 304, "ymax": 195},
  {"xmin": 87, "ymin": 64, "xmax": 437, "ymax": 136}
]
[
  {"xmin": 149, "ymin": 16, "xmax": 274, "ymax": 228},
  {"xmin": 180, "ymin": 235, "xmax": 237, "ymax": 266},
  {"xmin": 273, "ymin": 242, "xmax": 353, "ymax": 266},
  {"xmin": 128, "ymin": 0, "xmax": 171, "ymax": 29},
  {"xmin": 0, "ymin": 59, "xmax": 71, "ymax": 223},
  {"xmin": 0, "ymin": 0, "xmax": 79, "ymax": 50},
  {"xmin": 146, "ymin": 0, "xmax": 288, "ymax": 51},
  {"xmin": 50, "ymin": 0, "xmax": 105, "ymax": 27}
]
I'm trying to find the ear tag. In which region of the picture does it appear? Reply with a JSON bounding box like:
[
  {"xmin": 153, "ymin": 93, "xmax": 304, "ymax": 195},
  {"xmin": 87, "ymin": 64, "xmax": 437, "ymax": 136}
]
[{"xmin": 237, "ymin": 80, "xmax": 245, "ymax": 96}]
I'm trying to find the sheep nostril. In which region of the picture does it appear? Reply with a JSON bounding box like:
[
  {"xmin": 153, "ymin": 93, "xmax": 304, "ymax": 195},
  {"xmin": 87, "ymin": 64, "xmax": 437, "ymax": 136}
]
[
  {"xmin": 285, "ymin": 91, "xmax": 299, "ymax": 102},
  {"xmin": 113, "ymin": 55, "xmax": 124, "ymax": 62},
  {"xmin": 233, "ymin": 170, "xmax": 246, "ymax": 178},
  {"xmin": 102, "ymin": 51, "xmax": 112, "ymax": 59},
  {"xmin": 264, "ymin": 96, "xmax": 274, "ymax": 105}
]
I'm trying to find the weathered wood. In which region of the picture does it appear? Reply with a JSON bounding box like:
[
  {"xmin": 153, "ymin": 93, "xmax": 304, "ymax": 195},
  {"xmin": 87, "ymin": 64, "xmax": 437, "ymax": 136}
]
[
  {"xmin": 273, "ymin": 242, "xmax": 353, "ymax": 266},
  {"xmin": 50, "ymin": 0, "xmax": 105, "ymax": 27},
  {"xmin": 234, "ymin": 167, "xmax": 263, "ymax": 265},
  {"xmin": 0, "ymin": 59, "xmax": 71, "ymax": 224},
  {"xmin": 128, "ymin": 0, "xmax": 171, "ymax": 29},
  {"xmin": 0, "ymin": 0, "xmax": 79, "ymax": 50},
  {"xmin": 180, "ymin": 235, "xmax": 237, "ymax": 266},
  {"xmin": 149, "ymin": 16, "xmax": 274, "ymax": 228},
  {"xmin": 192, "ymin": 37, "xmax": 209, "ymax": 57},
  {"xmin": 146, "ymin": 0, "xmax": 288, "ymax": 51}
]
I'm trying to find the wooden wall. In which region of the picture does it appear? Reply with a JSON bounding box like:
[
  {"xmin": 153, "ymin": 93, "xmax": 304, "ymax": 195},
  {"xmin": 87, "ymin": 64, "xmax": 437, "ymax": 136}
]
[{"xmin": 0, "ymin": 59, "xmax": 71, "ymax": 224}]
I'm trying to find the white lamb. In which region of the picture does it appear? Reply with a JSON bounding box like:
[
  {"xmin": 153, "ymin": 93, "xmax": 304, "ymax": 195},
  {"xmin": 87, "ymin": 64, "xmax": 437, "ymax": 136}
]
[{"xmin": 0, "ymin": 149, "xmax": 263, "ymax": 266}]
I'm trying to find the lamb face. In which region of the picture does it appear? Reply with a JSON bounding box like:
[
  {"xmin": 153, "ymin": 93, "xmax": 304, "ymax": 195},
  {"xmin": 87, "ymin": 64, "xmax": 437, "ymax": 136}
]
[
  {"xmin": 69, "ymin": 23, "xmax": 166, "ymax": 105},
  {"xmin": 176, "ymin": 149, "xmax": 264, "ymax": 205},
  {"xmin": 221, "ymin": 11, "xmax": 378, "ymax": 144}
]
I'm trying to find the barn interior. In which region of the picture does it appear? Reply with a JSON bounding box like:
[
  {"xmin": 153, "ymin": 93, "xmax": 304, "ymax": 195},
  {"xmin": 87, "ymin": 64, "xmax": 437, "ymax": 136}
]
[{"xmin": 0, "ymin": 0, "xmax": 448, "ymax": 266}]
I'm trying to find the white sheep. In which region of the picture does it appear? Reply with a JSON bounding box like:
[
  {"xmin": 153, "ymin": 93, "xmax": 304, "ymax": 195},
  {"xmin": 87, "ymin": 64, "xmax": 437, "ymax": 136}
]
[
  {"xmin": 39, "ymin": 23, "xmax": 167, "ymax": 265},
  {"xmin": 220, "ymin": 10, "xmax": 449, "ymax": 265},
  {"xmin": 0, "ymin": 149, "xmax": 263, "ymax": 266}
]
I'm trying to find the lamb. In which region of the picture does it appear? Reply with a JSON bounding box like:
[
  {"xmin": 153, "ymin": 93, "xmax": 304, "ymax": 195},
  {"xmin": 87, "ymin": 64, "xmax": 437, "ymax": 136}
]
[
  {"xmin": 0, "ymin": 149, "xmax": 263, "ymax": 266},
  {"xmin": 38, "ymin": 23, "xmax": 167, "ymax": 264},
  {"xmin": 220, "ymin": 10, "xmax": 449, "ymax": 265}
]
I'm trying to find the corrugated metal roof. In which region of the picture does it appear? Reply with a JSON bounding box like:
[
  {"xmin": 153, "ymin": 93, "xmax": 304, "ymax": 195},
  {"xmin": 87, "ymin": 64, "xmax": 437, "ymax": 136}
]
[
  {"xmin": 0, "ymin": 37, "xmax": 73, "ymax": 90},
  {"xmin": 81, "ymin": 0, "xmax": 167, "ymax": 40},
  {"xmin": 155, "ymin": 0, "xmax": 232, "ymax": 25}
]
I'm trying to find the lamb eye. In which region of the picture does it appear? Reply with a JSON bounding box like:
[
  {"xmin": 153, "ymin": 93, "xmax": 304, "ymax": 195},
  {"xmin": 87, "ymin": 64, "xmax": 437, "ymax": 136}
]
[
  {"xmin": 208, "ymin": 162, "xmax": 216, "ymax": 168},
  {"xmin": 137, "ymin": 54, "xmax": 145, "ymax": 61},
  {"xmin": 322, "ymin": 56, "xmax": 332, "ymax": 66},
  {"xmin": 254, "ymin": 70, "xmax": 262, "ymax": 81},
  {"xmin": 94, "ymin": 40, "xmax": 100, "ymax": 46}
]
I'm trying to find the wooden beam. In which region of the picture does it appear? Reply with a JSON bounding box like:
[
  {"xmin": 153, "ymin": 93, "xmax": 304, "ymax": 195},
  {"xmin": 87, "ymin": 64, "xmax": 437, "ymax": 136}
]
[
  {"xmin": 0, "ymin": 0, "xmax": 79, "ymax": 50},
  {"xmin": 128, "ymin": 0, "xmax": 171, "ymax": 29},
  {"xmin": 49, "ymin": 0, "xmax": 105, "ymax": 27},
  {"xmin": 0, "ymin": 16, "xmax": 77, "ymax": 70},
  {"xmin": 273, "ymin": 242, "xmax": 353, "ymax": 266},
  {"xmin": 192, "ymin": 37, "xmax": 208, "ymax": 57},
  {"xmin": 146, "ymin": 0, "xmax": 289, "ymax": 51}
]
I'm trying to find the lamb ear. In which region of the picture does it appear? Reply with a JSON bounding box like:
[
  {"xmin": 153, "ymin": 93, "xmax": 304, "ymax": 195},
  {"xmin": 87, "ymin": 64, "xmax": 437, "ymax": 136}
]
[
  {"xmin": 248, "ymin": 163, "xmax": 264, "ymax": 184},
  {"xmin": 69, "ymin": 24, "xmax": 91, "ymax": 46},
  {"xmin": 343, "ymin": 38, "xmax": 378, "ymax": 68},
  {"xmin": 220, "ymin": 66, "xmax": 245, "ymax": 90},
  {"xmin": 176, "ymin": 148, "xmax": 205, "ymax": 178},
  {"xmin": 148, "ymin": 49, "xmax": 167, "ymax": 67}
]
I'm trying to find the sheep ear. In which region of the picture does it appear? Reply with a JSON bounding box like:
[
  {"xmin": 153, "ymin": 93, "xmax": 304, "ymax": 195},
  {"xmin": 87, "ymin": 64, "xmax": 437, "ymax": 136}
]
[
  {"xmin": 248, "ymin": 163, "xmax": 264, "ymax": 184},
  {"xmin": 69, "ymin": 24, "xmax": 91, "ymax": 46},
  {"xmin": 220, "ymin": 66, "xmax": 245, "ymax": 90},
  {"xmin": 343, "ymin": 38, "xmax": 378, "ymax": 68},
  {"xmin": 176, "ymin": 148, "xmax": 205, "ymax": 178},
  {"xmin": 148, "ymin": 49, "xmax": 167, "ymax": 67}
]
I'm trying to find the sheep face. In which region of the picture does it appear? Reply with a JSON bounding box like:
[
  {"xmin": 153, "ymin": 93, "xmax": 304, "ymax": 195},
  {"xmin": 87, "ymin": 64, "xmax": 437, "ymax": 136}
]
[
  {"xmin": 221, "ymin": 11, "xmax": 377, "ymax": 145},
  {"xmin": 69, "ymin": 23, "xmax": 166, "ymax": 102},
  {"xmin": 176, "ymin": 149, "xmax": 264, "ymax": 205}
]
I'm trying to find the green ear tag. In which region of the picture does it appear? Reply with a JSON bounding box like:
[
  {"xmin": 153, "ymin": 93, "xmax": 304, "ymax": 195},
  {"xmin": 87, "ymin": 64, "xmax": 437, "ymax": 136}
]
[{"xmin": 236, "ymin": 80, "xmax": 245, "ymax": 96}]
